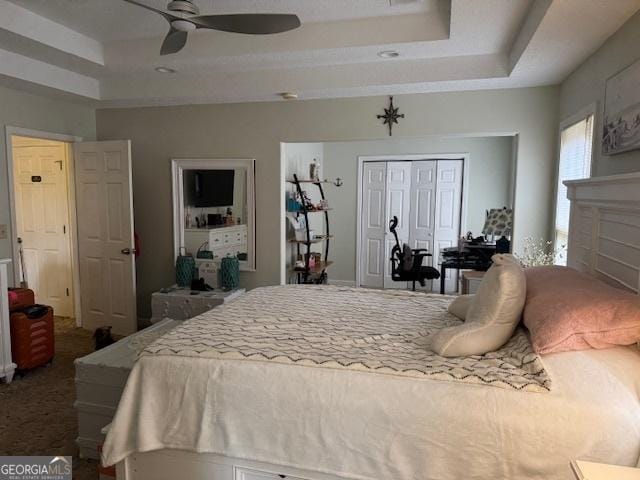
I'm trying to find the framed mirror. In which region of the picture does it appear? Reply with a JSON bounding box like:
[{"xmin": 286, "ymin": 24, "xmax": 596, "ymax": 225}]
[{"xmin": 172, "ymin": 158, "xmax": 256, "ymax": 271}]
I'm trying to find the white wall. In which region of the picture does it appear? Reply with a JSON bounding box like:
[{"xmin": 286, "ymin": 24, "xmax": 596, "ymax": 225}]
[
  {"xmin": 0, "ymin": 84, "xmax": 96, "ymax": 281},
  {"xmin": 96, "ymin": 86, "xmax": 559, "ymax": 317},
  {"xmin": 560, "ymin": 10, "xmax": 640, "ymax": 177},
  {"xmin": 322, "ymin": 136, "xmax": 514, "ymax": 283}
]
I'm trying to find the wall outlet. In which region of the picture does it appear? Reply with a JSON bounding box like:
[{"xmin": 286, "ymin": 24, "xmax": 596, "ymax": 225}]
[{"xmin": 0, "ymin": 224, "xmax": 7, "ymax": 240}]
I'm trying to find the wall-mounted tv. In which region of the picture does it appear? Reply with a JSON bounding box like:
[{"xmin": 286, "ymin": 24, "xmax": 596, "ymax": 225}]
[{"xmin": 185, "ymin": 170, "xmax": 235, "ymax": 207}]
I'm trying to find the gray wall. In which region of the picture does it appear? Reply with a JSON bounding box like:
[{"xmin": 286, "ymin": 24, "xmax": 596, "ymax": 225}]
[
  {"xmin": 323, "ymin": 136, "xmax": 515, "ymax": 283},
  {"xmin": 0, "ymin": 85, "xmax": 96, "ymax": 281},
  {"xmin": 560, "ymin": 10, "xmax": 640, "ymax": 177},
  {"xmin": 96, "ymin": 86, "xmax": 559, "ymax": 318}
]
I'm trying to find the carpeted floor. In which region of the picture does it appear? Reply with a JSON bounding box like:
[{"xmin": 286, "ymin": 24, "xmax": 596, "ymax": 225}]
[{"xmin": 0, "ymin": 317, "xmax": 98, "ymax": 480}]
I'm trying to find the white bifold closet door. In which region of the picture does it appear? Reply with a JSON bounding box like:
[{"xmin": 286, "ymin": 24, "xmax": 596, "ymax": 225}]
[
  {"xmin": 383, "ymin": 162, "xmax": 413, "ymax": 289},
  {"xmin": 432, "ymin": 160, "xmax": 464, "ymax": 293},
  {"xmin": 408, "ymin": 161, "xmax": 437, "ymax": 291},
  {"xmin": 360, "ymin": 159, "xmax": 463, "ymax": 292},
  {"xmin": 359, "ymin": 162, "xmax": 387, "ymax": 288}
]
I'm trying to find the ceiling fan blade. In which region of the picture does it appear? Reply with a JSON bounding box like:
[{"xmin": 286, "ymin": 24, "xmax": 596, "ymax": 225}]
[
  {"xmin": 160, "ymin": 28, "xmax": 188, "ymax": 55},
  {"xmin": 121, "ymin": 0, "xmax": 178, "ymax": 22},
  {"xmin": 191, "ymin": 14, "xmax": 301, "ymax": 34}
]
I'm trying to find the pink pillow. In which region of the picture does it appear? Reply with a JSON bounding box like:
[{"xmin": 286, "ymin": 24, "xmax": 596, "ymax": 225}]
[{"xmin": 524, "ymin": 266, "xmax": 640, "ymax": 354}]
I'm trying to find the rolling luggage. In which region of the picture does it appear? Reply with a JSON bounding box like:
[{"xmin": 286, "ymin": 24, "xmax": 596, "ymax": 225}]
[
  {"xmin": 8, "ymin": 287, "xmax": 35, "ymax": 312},
  {"xmin": 10, "ymin": 304, "xmax": 55, "ymax": 372}
]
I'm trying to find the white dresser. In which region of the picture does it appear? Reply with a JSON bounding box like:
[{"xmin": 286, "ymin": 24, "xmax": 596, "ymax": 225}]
[
  {"xmin": 184, "ymin": 224, "xmax": 247, "ymax": 258},
  {"xmin": 0, "ymin": 259, "xmax": 16, "ymax": 384},
  {"xmin": 150, "ymin": 287, "xmax": 245, "ymax": 324}
]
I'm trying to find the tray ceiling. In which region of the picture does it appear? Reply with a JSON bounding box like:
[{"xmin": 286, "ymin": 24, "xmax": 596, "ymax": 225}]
[{"xmin": 0, "ymin": 0, "xmax": 638, "ymax": 106}]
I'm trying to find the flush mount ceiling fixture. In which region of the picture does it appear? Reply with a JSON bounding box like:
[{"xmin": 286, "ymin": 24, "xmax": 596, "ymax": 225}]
[
  {"xmin": 155, "ymin": 66, "xmax": 176, "ymax": 73},
  {"xmin": 378, "ymin": 50, "xmax": 400, "ymax": 58},
  {"xmin": 280, "ymin": 92, "xmax": 298, "ymax": 100},
  {"xmin": 122, "ymin": 0, "xmax": 302, "ymax": 56}
]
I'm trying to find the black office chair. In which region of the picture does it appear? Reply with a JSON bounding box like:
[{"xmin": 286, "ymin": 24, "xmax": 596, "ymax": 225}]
[{"xmin": 389, "ymin": 216, "xmax": 441, "ymax": 291}]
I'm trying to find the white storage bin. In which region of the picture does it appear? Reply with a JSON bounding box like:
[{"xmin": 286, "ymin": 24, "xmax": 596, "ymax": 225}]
[{"xmin": 74, "ymin": 319, "xmax": 181, "ymax": 459}]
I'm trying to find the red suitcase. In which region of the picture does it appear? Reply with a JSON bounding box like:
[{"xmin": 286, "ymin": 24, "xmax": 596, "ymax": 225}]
[
  {"xmin": 8, "ymin": 287, "xmax": 35, "ymax": 312},
  {"xmin": 10, "ymin": 305, "xmax": 55, "ymax": 372}
]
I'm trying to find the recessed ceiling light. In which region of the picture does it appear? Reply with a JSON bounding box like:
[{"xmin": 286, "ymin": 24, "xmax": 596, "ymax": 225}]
[
  {"xmin": 378, "ymin": 50, "xmax": 400, "ymax": 58},
  {"xmin": 280, "ymin": 92, "xmax": 298, "ymax": 100},
  {"xmin": 155, "ymin": 66, "xmax": 176, "ymax": 73}
]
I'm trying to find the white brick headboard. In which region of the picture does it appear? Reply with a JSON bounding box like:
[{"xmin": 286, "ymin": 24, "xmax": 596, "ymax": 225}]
[{"xmin": 565, "ymin": 172, "xmax": 640, "ymax": 294}]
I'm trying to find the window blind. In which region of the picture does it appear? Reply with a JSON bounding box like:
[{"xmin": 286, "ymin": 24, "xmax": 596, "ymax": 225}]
[{"xmin": 554, "ymin": 115, "xmax": 593, "ymax": 264}]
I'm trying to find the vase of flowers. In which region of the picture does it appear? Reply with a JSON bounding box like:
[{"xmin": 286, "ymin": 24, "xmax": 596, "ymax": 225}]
[{"xmin": 515, "ymin": 237, "xmax": 565, "ymax": 267}]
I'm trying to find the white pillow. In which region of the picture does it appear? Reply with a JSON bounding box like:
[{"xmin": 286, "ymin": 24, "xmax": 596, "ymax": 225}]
[
  {"xmin": 447, "ymin": 294, "xmax": 474, "ymax": 320},
  {"xmin": 430, "ymin": 254, "xmax": 526, "ymax": 357}
]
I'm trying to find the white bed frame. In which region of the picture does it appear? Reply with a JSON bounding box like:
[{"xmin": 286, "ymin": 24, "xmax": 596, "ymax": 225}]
[
  {"xmin": 113, "ymin": 173, "xmax": 640, "ymax": 480},
  {"xmin": 565, "ymin": 172, "xmax": 640, "ymax": 295}
]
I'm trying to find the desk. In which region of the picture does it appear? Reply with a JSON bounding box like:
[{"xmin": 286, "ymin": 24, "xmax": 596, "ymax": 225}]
[
  {"xmin": 439, "ymin": 244, "xmax": 495, "ymax": 294},
  {"xmin": 440, "ymin": 260, "xmax": 490, "ymax": 294}
]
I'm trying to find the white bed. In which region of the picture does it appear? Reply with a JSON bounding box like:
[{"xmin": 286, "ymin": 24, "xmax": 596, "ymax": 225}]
[{"xmin": 104, "ymin": 173, "xmax": 640, "ymax": 480}]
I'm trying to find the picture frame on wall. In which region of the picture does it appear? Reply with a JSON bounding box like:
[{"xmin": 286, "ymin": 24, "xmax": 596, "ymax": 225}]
[{"xmin": 602, "ymin": 58, "xmax": 640, "ymax": 155}]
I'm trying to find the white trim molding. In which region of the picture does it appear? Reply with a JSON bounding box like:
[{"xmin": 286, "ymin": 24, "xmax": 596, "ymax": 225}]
[{"xmin": 171, "ymin": 158, "xmax": 257, "ymax": 272}]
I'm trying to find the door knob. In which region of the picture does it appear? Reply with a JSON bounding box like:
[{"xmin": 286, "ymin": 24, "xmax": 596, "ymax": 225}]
[{"xmin": 121, "ymin": 248, "xmax": 136, "ymax": 255}]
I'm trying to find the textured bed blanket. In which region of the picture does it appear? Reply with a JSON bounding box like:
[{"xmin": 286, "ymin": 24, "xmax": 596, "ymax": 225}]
[
  {"xmin": 103, "ymin": 286, "xmax": 640, "ymax": 478},
  {"xmin": 143, "ymin": 285, "xmax": 551, "ymax": 392}
]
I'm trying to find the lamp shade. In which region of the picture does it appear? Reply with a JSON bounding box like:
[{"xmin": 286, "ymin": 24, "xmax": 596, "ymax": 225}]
[{"xmin": 482, "ymin": 207, "xmax": 513, "ymax": 237}]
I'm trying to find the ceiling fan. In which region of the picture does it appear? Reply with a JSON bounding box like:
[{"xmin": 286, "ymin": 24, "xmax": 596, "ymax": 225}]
[{"xmin": 122, "ymin": 0, "xmax": 302, "ymax": 55}]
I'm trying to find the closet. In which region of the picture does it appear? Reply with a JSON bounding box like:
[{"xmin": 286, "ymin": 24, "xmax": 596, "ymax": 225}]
[{"xmin": 359, "ymin": 159, "xmax": 463, "ymax": 292}]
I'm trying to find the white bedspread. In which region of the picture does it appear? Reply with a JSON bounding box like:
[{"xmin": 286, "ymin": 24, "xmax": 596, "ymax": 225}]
[{"xmin": 103, "ymin": 287, "xmax": 640, "ymax": 480}]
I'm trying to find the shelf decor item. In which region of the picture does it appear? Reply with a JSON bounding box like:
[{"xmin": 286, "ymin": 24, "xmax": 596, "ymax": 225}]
[{"xmin": 220, "ymin": 255, "xmax": 240, "ymax": 290}]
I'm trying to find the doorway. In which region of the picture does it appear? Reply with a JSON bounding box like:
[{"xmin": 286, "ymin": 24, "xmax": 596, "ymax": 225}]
[
  {"xmin": 8, "ymin": 134, "xmax": 78, "ymax": 319},
  {"xmin": 357, "ymin": 156, "xmax": 465, "ymax": 292},
  {"xmin": 6, "ymin": 128, "xmax": 138, "ymax": 335}
]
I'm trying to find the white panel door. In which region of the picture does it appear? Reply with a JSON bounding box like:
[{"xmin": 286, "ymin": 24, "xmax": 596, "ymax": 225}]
[
  {"xmin": 383, "ymin": 161, "xmax": 412, "ymax": 289},
  {"xmin": 13, "ymin": 143, "xmax": 74, "ymax": 316},
  {"xmin": 434, "ymin": 159, "xmax": 464, "ymax": 293},
  {"xmin": 74, "ymin": 141, "xmax": 137, "ymax": 335},
  {"xmin": 408, "ymin": 160, "xmax": 437, "ymax": 291},
  {"xmin": 359, "ymin": 162, "xmax": 387, "ymax": 288}
]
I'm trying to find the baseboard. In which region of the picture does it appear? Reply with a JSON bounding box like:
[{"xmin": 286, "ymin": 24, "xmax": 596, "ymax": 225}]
[{"xmin": 328, "ymin": 279, "xmax": 356, "ymax": 287}]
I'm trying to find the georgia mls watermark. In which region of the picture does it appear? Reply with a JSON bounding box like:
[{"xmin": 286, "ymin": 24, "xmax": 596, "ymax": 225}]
[{"xmin": 0, "ymin": 456, "xmax": 72, "ymax": 480}]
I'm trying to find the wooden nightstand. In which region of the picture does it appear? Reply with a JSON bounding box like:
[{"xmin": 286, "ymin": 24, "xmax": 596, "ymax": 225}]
[{"xmin": 571, "ymin": 460, "xmax": 640, "ymax": 479}]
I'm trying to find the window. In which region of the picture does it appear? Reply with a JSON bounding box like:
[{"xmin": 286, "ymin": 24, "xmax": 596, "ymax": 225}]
[{"xmin": 554, "ymin": 114, "xmax": 594, "ymax": 265}]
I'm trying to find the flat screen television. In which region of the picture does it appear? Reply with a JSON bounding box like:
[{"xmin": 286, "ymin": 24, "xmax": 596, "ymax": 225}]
[{"xmin": 188, "ymin": 170, "xmax": 235, "ymax": 207}]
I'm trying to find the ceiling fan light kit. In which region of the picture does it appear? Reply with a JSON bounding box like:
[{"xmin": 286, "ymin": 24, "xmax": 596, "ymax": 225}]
[
  {"xmin": 167, "ymin": 0, "xmax": 199, "ymax": 15},
  {"xmin": 123, "ymin": 0, "xmax": 302, "ymax": 56},
  {"xmin": 171, "ymin": 19, "xmax": 197, "ymax": 32}
]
